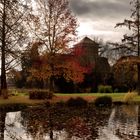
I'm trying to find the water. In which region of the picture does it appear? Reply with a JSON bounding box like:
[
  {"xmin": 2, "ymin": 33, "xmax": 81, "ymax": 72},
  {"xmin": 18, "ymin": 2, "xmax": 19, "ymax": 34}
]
[{"xmin": 1, "ymin": 105, "xmax": 140, "ymax": 140}]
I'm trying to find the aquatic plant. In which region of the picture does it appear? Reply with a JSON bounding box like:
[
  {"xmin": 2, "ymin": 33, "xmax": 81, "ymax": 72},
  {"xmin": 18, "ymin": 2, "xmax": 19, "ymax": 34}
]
[{"xmin": 123, "ymin": 91, "xmax": 137, "ymax": 104}]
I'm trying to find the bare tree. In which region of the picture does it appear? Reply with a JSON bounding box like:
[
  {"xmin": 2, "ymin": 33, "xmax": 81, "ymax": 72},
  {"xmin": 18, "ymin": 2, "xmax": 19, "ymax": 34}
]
[
  {"xmin": 0, "ymin": 0, "xmax": 30, "ymax": 98},
  {"xmin": 28, "ymin": 0, "xmax": 77, "ymax": 92}
]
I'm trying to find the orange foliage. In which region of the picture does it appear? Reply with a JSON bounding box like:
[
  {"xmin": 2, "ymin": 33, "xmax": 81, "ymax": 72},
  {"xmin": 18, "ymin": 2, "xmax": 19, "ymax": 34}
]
[{"xmin": 28, "ymin": 52, "xmax": 90, "ymax": 84}]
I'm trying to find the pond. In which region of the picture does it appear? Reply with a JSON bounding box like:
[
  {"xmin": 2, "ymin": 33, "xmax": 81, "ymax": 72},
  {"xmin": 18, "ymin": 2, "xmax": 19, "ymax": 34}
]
[{"xmin": 0, "ymin": 105, "xmax": 140, "ymax": 140}]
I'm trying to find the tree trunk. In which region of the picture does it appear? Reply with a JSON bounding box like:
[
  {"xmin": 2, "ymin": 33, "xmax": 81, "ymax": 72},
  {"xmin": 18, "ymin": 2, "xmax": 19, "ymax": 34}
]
[
  {"xmin": 49, "ymin": 76, "xmax": 54, "ymax": 92},
  {"xmin": 1, "ymin": 0, "xmax": 8, "ymax": 99},
  {"xmin": 137, "ymin": 0, "xmax": 140, "ymax": 95},
  {"xmin": 1, "ymin": 46, "xmax": 8, "ymax": 99}
]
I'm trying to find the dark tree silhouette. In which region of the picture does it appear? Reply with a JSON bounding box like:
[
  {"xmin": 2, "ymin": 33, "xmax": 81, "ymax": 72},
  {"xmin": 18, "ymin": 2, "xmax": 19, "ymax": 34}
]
[{"xmin": 116, "ymin": 0, "xmax": 140, "ymax": 94}]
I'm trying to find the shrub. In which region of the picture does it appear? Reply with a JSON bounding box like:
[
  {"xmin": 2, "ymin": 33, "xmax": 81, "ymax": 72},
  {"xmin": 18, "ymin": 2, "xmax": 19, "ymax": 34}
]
[
  {"xmin": 94, "ymin": 96, "xmax": 112, "ymax": 107},
  {"xmin": 114, "ymin": 88, "xmax": 119, "ymax": 93},
  {"xmin": 114, "ymin": 86, "xmax": 128, "ymax": 93},
  {"xmin": 66, "ymin": 97, "xmax": 88, "ymax": 107},
  {"xmin": 123, "ymin": 91, "xmax": 137, "ymax": 104},
  {"xmin": 98, "ymin": 85, "xmax": 113, "ymax": 93},
  {"xmin": 29, "ymin": 89, "xmax": 53, "ymax": 100}
]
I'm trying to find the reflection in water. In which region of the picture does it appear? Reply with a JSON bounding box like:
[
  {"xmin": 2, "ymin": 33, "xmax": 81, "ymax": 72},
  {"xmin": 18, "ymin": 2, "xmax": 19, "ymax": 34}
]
[
  {"xmin": 97, "ymin": 105, "xmax": 139, "ymax": 140},
  {"xmin": 0, "ymin": 112, "xmax": 6, "ymax": 140},
  {"xmin": 1, "ymin": 105, "xmax": 140, "ymax": 140}
]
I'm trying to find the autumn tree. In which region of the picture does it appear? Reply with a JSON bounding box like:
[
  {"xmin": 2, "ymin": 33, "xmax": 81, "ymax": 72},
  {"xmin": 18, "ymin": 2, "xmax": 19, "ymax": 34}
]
[
  {"xmin": 0, "ymin": 0, "xmax": 30, "ymax": 98},
  {"xmin": 115, "ymin": 0, "xmax": 140, "ymax": 93},
  {"xmin": 28, "ymin": 0, "xmax": 77, "ymax": 92},
  {"xmin": 113, "ymin": 57, "xmax": 137, "ymax": 91},
  {"xmin": 28, "ymin": 51, "xmax": 88, "ymax": 92},
  {"xmin": 21, "ymin": 42, "xmax": 43, "ymax": 88}
]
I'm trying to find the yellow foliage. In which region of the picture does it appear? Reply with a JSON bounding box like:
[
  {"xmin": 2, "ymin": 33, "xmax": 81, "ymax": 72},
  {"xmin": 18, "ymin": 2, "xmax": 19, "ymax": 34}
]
[{"xmin": 123, "ymin": 91, "xmax": 138, "ymax": 104}]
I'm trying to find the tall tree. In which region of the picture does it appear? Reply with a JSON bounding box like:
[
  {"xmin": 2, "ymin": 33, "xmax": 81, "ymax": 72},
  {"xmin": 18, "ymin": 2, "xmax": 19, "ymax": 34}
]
[
  {"xmin": 0, "ymin": 0, "xmax": 29, "ymax": 98},
  {"xmin": 115, "ymin": 0, "xmax": 140, "ymax": 94},
  {"xmin": 28, "ymin": 0, "xmax": 77, "ymax": 92}
]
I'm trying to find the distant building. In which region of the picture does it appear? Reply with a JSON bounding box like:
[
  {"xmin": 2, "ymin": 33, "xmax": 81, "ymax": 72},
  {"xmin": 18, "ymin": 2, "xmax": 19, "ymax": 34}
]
[
  {"xmin": 56, "ymin": 37, "xmax": 111, "ymax": 92},
  {"xmin": 73, "ymin": 37, "xmax": 110, "ymax": 82},
  {"xmin": 74, "ymin": 37, "xmax": 99, "ymax": 57}
]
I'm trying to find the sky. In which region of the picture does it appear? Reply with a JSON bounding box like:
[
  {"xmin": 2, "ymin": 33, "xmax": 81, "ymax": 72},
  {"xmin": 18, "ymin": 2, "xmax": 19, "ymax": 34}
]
[{"xmin": 70, "ymin": 0, "xmax": 132, "ymax": 42}]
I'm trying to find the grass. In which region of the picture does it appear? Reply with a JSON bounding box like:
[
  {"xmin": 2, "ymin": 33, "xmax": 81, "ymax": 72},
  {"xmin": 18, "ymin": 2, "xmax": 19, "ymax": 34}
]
[
  {"xmin": 55, "ymin": 93, "xmax": 126, "ymax": 102},
  {"xmin": 1, "ymin": 92, "xmax": 140, "ymax": 106},
  {"xmin": 0, "ymin": 96, "xmax": 45, "ymax": 106}
]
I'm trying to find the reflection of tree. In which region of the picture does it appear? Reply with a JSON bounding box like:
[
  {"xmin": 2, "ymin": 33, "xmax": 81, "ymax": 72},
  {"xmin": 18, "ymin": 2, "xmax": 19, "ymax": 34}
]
[
  {"xmin": 138, "ymin": 105, "xmax": 140, "ymax": 136},
  {"xmin": 0, "ymin": 112, "xmax": 6, "ymax": 140},
  {"xmin": 2, "ymin": 105, "xmax": 140, "ymax": 140},
  {"xmin": 20, "ymin": 106, "xmax": 112, "ymax": 140},
  {"xmin": 66, "ymin": 116, "xmax": 90, "ymax": 139},
  {"xmin": 87, "ymin": 107, "xmax": 112, "ymax": 140},
  {"xmin": 21, "ymin": 107, "xmax": 49, "ymax": 140},
  {"xmin": 109, "ymin": 105, "xmax": 139, "ymax": 139}
]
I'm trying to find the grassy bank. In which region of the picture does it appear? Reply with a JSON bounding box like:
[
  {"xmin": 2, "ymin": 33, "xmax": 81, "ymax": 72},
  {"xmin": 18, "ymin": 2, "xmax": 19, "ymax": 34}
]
[
  {"xmin": 0, "ymin": 92, "xmax": 140, "ymax": 106},
  {"xmin": 55, "ymin": 93, "xmax": 126, "ymax": 102},
  {"xmin": 0, "ymin": 96, "xmax": 45, "ymax": 106}
]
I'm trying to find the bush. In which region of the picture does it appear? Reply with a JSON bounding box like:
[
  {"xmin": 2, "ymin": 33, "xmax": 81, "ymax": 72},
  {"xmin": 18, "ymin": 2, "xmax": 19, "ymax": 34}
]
[
  {"xmin": 94, "ymin": 96, "xmax": 112, "ymax": 107},
  {"xmin": 29, "ymin": 89, "xmax": 53, "ymax": 100},
  {"xmin": 114, "ymin": 88, "xmax": 119, "ymax": 93},
  {"xmin": 66, "ymin": 97, "xmax": 88, "ymax": 107},
  {"xmin": 123, "ymin": 91, "xmax": 137, "ymax": 104},
  {"xmin": 98, "ymin": 85, "xmax": 113, "ymax": 93},
  {"xmin": 114, "ymin": 86, "xmax": 128, "ymax": 93}
]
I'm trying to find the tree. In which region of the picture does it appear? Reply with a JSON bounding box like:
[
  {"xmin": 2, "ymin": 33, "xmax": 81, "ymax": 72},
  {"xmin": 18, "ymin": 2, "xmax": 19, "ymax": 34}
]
[
  {"xmin": 115, "ymin": 0, "xmax": 140, "ymax": 93},
  {"xmin": 21, "ymin": 42, "xmax": 42, "ymax": 88},
  {"xmin": 113, "ymin": 58, "xmax": 137, "ymax": 91},
  {"xmin": 28, "ymin": 0, "xmax": 77, "ymax": 92},
  {"xmin": 0, "ymin": 0, "xmax": 29, "ymax": 98},
  {"xmin": 28, "ymin": 52, "xmax": 88, "ymax": 91}
]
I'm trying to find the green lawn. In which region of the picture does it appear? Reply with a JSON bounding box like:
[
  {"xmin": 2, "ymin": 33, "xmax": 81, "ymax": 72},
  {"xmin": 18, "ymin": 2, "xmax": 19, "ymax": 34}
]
[
  {"xmin": 55, "ymin": 93, "xmax": 126, "ymax": 101},
  {"xmin": 0, "ymin": 96, "xmax": 45, "ymax": 105},
  {"xmin": 0, "ymin": 92, "xmax": 140, "ymax": 105}
]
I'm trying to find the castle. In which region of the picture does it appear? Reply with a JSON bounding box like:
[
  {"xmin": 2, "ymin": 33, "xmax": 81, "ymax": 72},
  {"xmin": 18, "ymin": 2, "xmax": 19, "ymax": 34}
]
[{"xmin": 56, "ymin": 37, "xmax": 111, "ymax": 92}]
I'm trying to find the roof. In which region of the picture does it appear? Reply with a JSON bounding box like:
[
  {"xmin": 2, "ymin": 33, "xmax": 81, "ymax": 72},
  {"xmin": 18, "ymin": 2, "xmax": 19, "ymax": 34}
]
[{"xmin": 74, "ymin": 37, "xmax": 99, "ymax": 46}]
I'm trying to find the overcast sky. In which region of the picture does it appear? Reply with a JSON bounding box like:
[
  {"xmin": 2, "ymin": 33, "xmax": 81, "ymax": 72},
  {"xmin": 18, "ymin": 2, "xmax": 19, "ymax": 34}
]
[{"xmin": 70, "ymin": 0, "xmax": 132, "ymax": 42}]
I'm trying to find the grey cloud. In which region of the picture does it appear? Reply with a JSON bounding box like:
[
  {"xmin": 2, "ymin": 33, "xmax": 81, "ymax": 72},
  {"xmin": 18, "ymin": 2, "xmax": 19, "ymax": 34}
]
[
  {"xmin": 70, "ymin": 0, "xmax": 131, "ymax": 20},
  {"xmin": 69, "ymin": 0, "xmax": 133, "ymax": 42}
]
